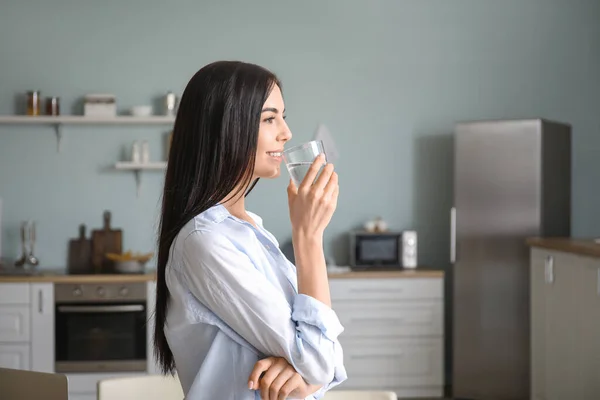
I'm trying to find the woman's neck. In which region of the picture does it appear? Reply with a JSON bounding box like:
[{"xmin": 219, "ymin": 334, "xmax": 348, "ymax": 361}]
[{"xmin": 220, "ymin": 181, "xmax": 256, "ymax": 228}]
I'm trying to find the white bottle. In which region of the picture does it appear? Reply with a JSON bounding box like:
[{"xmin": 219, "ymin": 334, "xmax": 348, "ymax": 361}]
[{"xmin": 131, "ymin": 141, "xmax": 140, "ymax": 163}]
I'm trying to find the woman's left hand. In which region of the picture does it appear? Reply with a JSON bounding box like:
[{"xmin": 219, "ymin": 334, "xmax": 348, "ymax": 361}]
[{"xmin": 248, "ymin": 357, "xmax": 321, "ymax": 400}]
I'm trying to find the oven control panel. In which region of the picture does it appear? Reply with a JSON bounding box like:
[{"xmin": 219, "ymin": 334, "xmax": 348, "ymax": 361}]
[{"xmin": 55, "ymin": 282, "xmax": 147, "ymax": 303}]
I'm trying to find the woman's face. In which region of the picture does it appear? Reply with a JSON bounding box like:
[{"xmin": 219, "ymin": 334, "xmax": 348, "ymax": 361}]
[{"xmin": 253, "ymin": 85, "xmax": 292, "ymax": 179}]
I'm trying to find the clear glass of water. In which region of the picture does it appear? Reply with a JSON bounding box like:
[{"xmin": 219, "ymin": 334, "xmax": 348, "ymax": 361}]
[{"xmin": 282, "ymin": 140, "xmax": 327, "ymax": 187}]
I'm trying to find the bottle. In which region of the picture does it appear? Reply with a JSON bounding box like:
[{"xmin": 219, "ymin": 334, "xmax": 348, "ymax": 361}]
[
  {"xmin": 131, "ymin": 141, "xmax": 140, "ymax": 163},
  {"xmin": 26, "ymin": 91, "xmax": 41, "ymax": 116},
  {"xmin": 45, "ymin": 97, "xmax": 60, "ymax": 116},
  {"xmin": 164, "ymin": 91, "xmax": 177, "ymax": 116}
]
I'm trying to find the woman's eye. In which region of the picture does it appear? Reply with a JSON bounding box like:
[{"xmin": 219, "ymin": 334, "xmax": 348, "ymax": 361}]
[{"xmin": 264, "ymin": 117, "xmax": 275, "ymax": 124}]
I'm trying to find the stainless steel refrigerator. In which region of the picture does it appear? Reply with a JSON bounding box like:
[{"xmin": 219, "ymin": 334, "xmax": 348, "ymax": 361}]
[{"xmin": 451, "ymin": 119, "xmax": 571, "ymax": 400}]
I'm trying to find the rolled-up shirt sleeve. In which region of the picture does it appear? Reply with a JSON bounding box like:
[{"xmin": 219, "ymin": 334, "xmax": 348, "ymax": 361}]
[{"xmin": 180, "ymin": 230, "xmax": 346, "ymax": 386}]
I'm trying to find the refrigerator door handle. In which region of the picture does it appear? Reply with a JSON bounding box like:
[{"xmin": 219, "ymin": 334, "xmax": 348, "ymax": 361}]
[{"xmin": 450, "ymin": 207, "xmax": 456, "ymax": 263}]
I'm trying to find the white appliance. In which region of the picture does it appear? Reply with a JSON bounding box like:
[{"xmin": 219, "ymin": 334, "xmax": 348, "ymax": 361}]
[{"xmin": 401, "ymin": 230, "xmax": 418, "ymax": 268}]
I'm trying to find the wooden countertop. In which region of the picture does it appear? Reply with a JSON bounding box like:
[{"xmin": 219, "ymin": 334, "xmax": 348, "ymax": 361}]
[
  {"xmin": 0, "ymin": 268, "xmax": 443, "ymax": 283},
  {"xmin": 527, "ymin": 237, "xmax": 600, "ymax": 259},
  {"xmin": 327, "ymin": 268, "xmax": 444, "ymax": 279},
  {"xmin": 0, "ymin": 270, "xmax": 157, "ymax": 283}
]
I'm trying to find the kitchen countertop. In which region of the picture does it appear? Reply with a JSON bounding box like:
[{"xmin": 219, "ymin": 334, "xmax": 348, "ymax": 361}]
[
  {"xmin": 527, "ymin": 237, "xmax": 600, "ymax": 259},
  {"xmin": 0, "ymin": 270, "xmax": 157, "ymax": 283},
  {"xmin": 0, "ymin": 267, "xmax": 443, "ymax": 283}
]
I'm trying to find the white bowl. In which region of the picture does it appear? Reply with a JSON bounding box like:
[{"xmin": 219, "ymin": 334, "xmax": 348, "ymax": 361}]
[
  {"xmin": 130, "ymin": 106, "xmax": 152, "ymax": 117},
  {"xmin": 114, "ymin": 260, "xmax": 146, "ymax": 274}
]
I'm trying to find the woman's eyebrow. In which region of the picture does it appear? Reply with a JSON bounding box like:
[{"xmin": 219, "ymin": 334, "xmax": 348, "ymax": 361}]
[{"xmin": 261, "ymin": 107, "xmax": 285, "ymax": 114}]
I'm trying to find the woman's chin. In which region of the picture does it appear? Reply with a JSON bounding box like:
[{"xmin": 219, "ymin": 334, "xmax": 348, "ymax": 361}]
[{"xmin": 256, "ymin": 168, "xmax": 281, "ymax": 179}]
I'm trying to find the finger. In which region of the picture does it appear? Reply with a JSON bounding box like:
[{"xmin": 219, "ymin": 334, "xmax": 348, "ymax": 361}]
[
  {"xmin": 287, "ymin": 178, "xmax": 297, "ymax": 208},
  {"xmin": 312, "ymin": 162, "xmax": 334, "ymax": 193},
  {"xmin": 322, "ymin": 172, "xmax": 338, "ymax": 202},
  {"xmin": 269, "ymin": 368, "xmax": 295, "ymax": 400},
  {"xmin": 279, "ymin": 374, "xmax": 304, "ymax": 400},
  {"xmin": 248, "ymin": 358, "xmax": 274, "ymax": 391},
  {"xmin": 331, "ymin": 183, "xmax": 340, "ymax": 206},
  {"xmin": 260, "ymin": 359, "xmax": 287, "ymax": 400},
  {"xmin": 298, "ymin": 153, "xmax": 326, "ymax": 192}
]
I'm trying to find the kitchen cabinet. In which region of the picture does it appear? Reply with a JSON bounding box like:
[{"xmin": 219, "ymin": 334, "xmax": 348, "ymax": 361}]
[
  {"xmin": 30, "ymin": 283, "xmax": 54, "ymax": 372},
  {"xmin": 330, "ymin": 274, "xmax": 444, "ymax": 398},
  {"xmin": 0, "ymin": 305, "xmax": 30, "ymax": 342},
  {"xmin": 577, "ymin": 255, "xmax": 600, "ymax": 398},
  {"xmin": 0, "ymin": 282, "xmax": 53, "ymax": 372},
  {"xmin": 530, "ymin": 248, "xmax": 600, "ymax": 400},
  {"xmin": 530, "ymin": 250, "xmax": 547, "ymax": 400},
  {"xmin": 0, "ymin": 343, "xmax": 30, "ymax": 369}
]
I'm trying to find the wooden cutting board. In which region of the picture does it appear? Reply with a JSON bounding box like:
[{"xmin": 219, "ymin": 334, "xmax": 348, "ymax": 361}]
[
  {"xmin": 91, "ymin": 211, "xmax": 122, "ymax": 273},
  {"xmin": 67, "ymin": 224, "xmax": 92, "ymax": 274}
]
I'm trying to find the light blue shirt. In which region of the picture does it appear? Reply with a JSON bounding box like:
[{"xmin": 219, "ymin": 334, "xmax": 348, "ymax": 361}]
[{"xmin": 164, "ymin": 204, "xmax": 347, "ymax": 399}]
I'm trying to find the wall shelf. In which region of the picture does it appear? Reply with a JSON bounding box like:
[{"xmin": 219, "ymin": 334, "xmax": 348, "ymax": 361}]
[
  {"xmin": 0, "ymin": 115, "xmax": 175, "ymax": 152},
  {"xmin": 115, "ymin": 161, "xmax": 167, "ymax": 170},
  {"xmin": 114, "ymin": 161, "xmax": 167, "ymax": 197}
]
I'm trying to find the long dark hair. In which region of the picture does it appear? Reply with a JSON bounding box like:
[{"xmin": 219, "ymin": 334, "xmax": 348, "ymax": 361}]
[{"xmin": 154, "ymin": 61, "xmax": 281, "ymax": 374}]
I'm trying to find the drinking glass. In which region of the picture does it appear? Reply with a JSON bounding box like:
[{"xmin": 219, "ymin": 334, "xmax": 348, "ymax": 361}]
[{"xmin": 282, "ymin": 140, "xmax": 327, "ymax": 187}]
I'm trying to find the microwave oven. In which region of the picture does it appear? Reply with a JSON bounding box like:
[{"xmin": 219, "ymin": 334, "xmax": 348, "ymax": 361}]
[{"xmin": 349, "ymin": 230, "xmax": 417, "ymax": 269}]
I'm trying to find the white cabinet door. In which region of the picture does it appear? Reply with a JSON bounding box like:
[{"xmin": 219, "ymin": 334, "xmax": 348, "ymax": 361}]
[
  {"xmin": 577, "ymin": 257, "xmax": 600, "ymax": 399},
  {"xmin": 30, "ymin": 283, "xmax": 54, "ymax": 372},
  {"xmin": 544, "ymin": 251, "xmax": 579, "ymax": 400},
  {"xmin": 0, "ymin": 305, "xmax": 30, "ymax": 342},
  {"xmin": 340, "ymin": 336, "xmax": 443, "ymax": 388},
  {"xmin": 0, "ymin": 343, "xmax": 30, "ymax": 370},
  {"xmin": 334, "ymin": 300, "xmax": 443, "ymax": 338},
  {"xmin": 0, "ymin": 283, "xmax": 30, "ymax": 304},
  {"xmin": 330, "ymin": 278, "xmax": 443, "ymax": 301}
]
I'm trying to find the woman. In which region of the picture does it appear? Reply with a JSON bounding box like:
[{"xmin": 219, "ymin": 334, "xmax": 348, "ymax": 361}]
[{"xmin": 154, "ymin": 60, "xmax": 347, "ymax": 400}]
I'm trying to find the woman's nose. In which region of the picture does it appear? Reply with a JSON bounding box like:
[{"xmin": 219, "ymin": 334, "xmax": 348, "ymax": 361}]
[{"xmin": 279, "ymin": 123, "xmax": 292, "ymax": 142}]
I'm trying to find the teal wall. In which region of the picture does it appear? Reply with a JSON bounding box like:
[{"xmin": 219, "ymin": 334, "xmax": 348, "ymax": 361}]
[{"xmin": 1, "ymin": 0, "xmax": 599, "ymax": 273}]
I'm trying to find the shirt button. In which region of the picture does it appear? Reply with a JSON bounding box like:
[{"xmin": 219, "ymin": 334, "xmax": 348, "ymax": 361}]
[{"xmin": 265, "ymin": 244, "xmax": 271, "ymax": 250}]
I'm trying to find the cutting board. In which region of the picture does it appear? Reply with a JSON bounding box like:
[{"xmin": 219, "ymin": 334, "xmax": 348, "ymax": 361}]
[
  {"xmin": 91, "ymin": 211, "xmax": 122, "ymax": 273},
  {"xmin": 67, "ymin": 224, "xmax": 92, "ymax": 274}
]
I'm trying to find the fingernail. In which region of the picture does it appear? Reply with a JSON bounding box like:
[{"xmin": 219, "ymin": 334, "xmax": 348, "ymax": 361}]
[{"xmin": 248, "ymin": 381, "xmax": 253, "ymax": 390}]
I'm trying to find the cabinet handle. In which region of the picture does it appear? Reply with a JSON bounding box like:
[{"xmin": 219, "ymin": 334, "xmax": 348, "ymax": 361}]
[
  {"xmin": 38, "ymin": 289, "xmax": 43, "ymax": 313},
  {"xmin": 545, "ymin": 256, "xmax": 554, "ymax": 283}
]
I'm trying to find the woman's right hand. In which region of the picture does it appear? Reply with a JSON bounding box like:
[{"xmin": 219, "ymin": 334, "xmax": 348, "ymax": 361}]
[{"xmin": 287, "ymin": 154, "xmax": 339, "ymax": 239}]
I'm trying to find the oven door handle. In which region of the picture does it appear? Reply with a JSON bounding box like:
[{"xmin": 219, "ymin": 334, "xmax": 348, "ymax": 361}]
[{"xmin": 57, "ymin": 305, "xmax": 144, "ymax": 313}]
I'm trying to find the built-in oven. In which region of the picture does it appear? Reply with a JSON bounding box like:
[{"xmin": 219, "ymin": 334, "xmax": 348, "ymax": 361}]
[{"xmin": 54, "ymin": 282, "xmax": 148, "ymax": 373}]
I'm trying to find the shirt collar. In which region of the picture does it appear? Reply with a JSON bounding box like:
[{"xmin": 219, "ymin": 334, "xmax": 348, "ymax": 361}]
[{"xmin": 202, "ymin": 203, "xmax": 231, "ymax": 224}]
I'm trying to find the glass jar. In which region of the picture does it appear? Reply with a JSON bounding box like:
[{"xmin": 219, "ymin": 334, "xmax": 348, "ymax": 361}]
[
  {"xmin": 45, "ymin": 97, "xmax": 60, "ymax": 116},
  {"xmin": 26, "ymin": 91, "xmax": 41, "ymax": 116}
]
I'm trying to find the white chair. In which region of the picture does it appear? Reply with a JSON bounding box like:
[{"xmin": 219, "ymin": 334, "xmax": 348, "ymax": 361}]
[
  {"xmin": 322, "ymin": 390, "xmax": 397, "ymax": 400},
  {"xmin": 97, "ymin": 374, "xmax": 184, "ymax": 400}
]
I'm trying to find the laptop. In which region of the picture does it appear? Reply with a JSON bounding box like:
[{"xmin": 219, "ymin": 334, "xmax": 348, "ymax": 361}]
[{"xmin": 0, "ymin": 367, "xmax": 69, "ymax": 400}]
